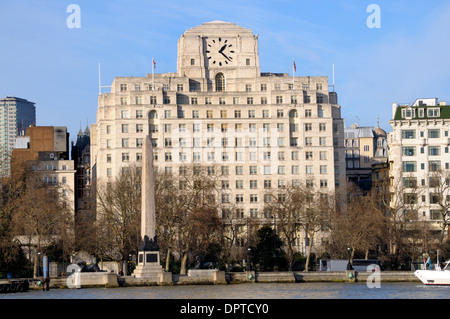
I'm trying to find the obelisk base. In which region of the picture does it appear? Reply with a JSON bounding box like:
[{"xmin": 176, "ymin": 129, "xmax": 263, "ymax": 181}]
[{"xmin": 132, "ymin": 251, "xmax": 172, "ymax": 285}]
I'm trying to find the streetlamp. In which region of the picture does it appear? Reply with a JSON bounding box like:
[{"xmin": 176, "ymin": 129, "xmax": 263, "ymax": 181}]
[
  {"xmin": 347, "ymin": 247, "xmax": 353, "ymax": 270},
  {"xmin": 271, "ymin": 215, "xmax": 278, "ymax": 271},
  {"xmin": 37, "ymin": 251, "xmax": 41, "ymax": 278}
]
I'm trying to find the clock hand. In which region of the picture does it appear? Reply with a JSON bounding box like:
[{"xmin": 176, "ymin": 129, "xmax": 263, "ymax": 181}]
[
  {"xmin": 218, "ymin": 44, "xmax": 227, "ymax": 53},
  {"xmin": 221, "ymin": 52, "xmax": 232, "ymax": 61}
]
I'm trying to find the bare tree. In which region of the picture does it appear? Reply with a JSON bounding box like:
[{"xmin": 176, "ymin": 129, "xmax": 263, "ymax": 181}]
[
  {"xmin": 301, "ymin": 188, "xmax": 334, "ymax": 271},
  {"xmin": 264, "ymin": 184, "xmax": 333, "ymax": 271},
  {"xmin": 12, "ymin": 170, "xmax": 73, "ymax": 278},
  {"xmin": 385, "ymin": 174, "xmax": 424, "ymax": 257},
  {"xmin": 264, "ymin": 185, "xmax": 303, "ymax": 271},
  {"xmin": 155, "ymin": 165, "xmax": 222, "ymax": 274},
  {"xmin": 174, "ymin": 165, "xmax": 222, "ymax": 274},
  {"xmin": 330, "ymin": 184, "xmax": 386, "ymax": 263},
  {"xmin": 96, "ymin": 165, "xmax": 141, "ymax": 271},
  {"xmin": 428, "ymin": 169, "xmax": 450, "ymax": 242},
  {"xmin": 154, "ymin": 171, "xmax": 185, "ymax": 271},
  {"xmin": 0, "ymin": 160, "xmax": 27, "ymax": 273}
]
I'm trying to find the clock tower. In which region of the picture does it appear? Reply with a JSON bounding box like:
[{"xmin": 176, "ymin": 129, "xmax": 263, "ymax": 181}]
[{"xmin": 177, "ymin": 21, "xmax": 261, "ymax": 86}]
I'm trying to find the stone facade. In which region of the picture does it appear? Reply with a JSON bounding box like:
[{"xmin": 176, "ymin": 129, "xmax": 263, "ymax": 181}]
[
  {"xmin": 345, "ymin": 121, "xmax": 387, "ymax": 190},
  {"xmin": 389, "ymin": 98, "xmax": 450, "ymax": 231},
  {"xmin": 91, "ymin": 21, "xmax": 346, "ymax": 253}
]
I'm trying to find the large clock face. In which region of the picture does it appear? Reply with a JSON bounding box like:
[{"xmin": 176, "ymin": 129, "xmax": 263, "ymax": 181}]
[{"xmin": 205, "ymin": 37, "xmax": 235, "ymax": 67}]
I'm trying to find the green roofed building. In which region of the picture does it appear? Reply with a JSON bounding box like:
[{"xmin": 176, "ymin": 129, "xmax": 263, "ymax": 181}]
[{"xmin": 388, "ymin": 98, "xmax": 450, "ymax": 241}]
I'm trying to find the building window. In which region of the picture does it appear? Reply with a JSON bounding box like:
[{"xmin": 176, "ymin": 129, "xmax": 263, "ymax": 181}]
[
  {"xmin": 305, "ymin": 123, "xmax": 312, "ymax": 132},
  {"xmin": 290, "ymin": 138, "xmax": 298, "ymax": 147},
  {"xmin": 216, "ymin": 73, "xmax": 225, "ymax": 92},
  {"xmin": 428, "ymin": 108, "xmax": 440, "ymax": 117},
  {"xmin": 429, "ymin": 161, "xmax": 441, "ymax": 172},
  {"xmin": 429, "ymin": 146, "xmax": 440, "ymax": 156},
  {"xmin": 428, "ymin": 129, "xmax": 440, "ymax": 138},
  {"xmin": 121, "ymin": 110, "xmax": 129, "ymax": 119},
  {"xmin": 305, "ymin": 137, "xmax": 312, "ymax": 146},
  {"xmin": 402, "ymin": 146, "xmax": 416, "ymax": 156},
  {"xmin": 276, "ymin": 96, "xmax": 283, "ymax": 104},
  {"xmin": 402, "ymin": 161, "xmax": 417, "ymax": 172},
  {"xmin": 402, "ymin": 130, "xmax": 416, "ymax": 139}
]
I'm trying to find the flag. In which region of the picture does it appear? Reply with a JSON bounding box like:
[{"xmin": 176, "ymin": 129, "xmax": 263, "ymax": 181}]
[
  {"xmin": 293, "ymin": 59, "xmax": 296, "ymax": 72},
  {"xmin": 426, "ymin": 257, "xmax": 431, "ymax": 269},
  {"xmin": 152, "ymin": 58, "xmax": 156, "ymax": 70}
]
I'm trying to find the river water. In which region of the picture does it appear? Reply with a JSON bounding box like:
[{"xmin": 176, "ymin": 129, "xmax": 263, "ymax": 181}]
[{"xmin": 1, "ymin": 282, "xmax": 450, "ymax": 299}]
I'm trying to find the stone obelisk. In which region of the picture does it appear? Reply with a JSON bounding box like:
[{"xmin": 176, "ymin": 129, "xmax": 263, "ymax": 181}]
[
  {"xmin": 132, "ymin": 135, "xmax": 172, "ymax": 284},
  {"xmin": 140, "ymin": 135, "xmax": 157, "ymax": 251}
]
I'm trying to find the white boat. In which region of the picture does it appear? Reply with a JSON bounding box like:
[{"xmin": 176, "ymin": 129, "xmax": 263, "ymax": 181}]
[{"xmin": 414, "ymin": 260, "xmax": 450, "ymax": 285}]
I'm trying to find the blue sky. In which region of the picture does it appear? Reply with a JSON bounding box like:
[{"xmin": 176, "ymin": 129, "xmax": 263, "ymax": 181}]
[{"xmin": 1, "ymin": 1, "xmax": 449, "ymax": 144}]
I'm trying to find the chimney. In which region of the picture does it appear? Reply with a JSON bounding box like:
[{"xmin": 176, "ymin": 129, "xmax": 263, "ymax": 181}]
[{"xmin": 392, "ymin": 103, "xmax": 398, "ymax": 119}]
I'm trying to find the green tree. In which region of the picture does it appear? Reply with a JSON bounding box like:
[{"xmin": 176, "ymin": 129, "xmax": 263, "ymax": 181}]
[{"xmin": 251, "ymin": 225, "xmax": 286, "ymax": 271}]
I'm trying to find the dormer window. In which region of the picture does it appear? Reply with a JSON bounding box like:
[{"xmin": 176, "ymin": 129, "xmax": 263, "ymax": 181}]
[
  {"xmin": 418, "ymin": 108, "xmax": 424, "ymax": 118},
  {"xmin": 401, "ymin": 108, "xmax": 415, "ymax": 119},
  {"xmin": 427, "ymin": 108, "xmax": 440, "ymax": 117}
]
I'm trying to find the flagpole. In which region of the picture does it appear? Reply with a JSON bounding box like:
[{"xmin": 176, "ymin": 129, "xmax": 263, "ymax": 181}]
[
  {"xmin": 152, "ymin": 57, "xmax": 155, "ymax": 90},
  {"xmin": 332, "ymin": 63, "xmax": 335, "ymax": 92},
  {"xmin": 98, "ymin": 62, "xmax": 101, "ymax": 95},
  {"xmin": 292, "ymin": 58, "xmax": 296, "ymax": 89}
]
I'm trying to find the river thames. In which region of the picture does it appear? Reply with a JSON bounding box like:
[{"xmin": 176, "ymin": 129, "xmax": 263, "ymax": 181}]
[{"xmin": 1, "ymin": 282, "xmax": 449, "ymax": 299}]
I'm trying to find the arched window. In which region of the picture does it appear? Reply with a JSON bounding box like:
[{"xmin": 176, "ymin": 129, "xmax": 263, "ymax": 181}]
[
  {"xmin": 289, "ymin": 109, "xmax": 298, "ymax": 118},
  {"xmin": 148, "ymin": 110, "xmax": 158, "ymax": 119},
  {"xmin": 215, "ymin": 73, "xmax": 225, "ymax": 92}
]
